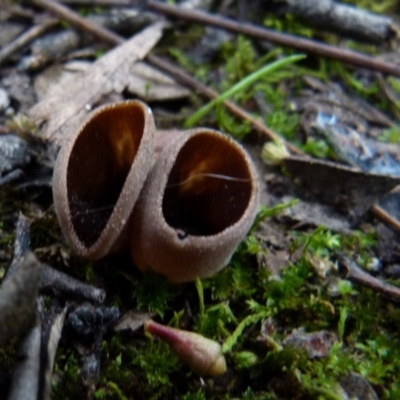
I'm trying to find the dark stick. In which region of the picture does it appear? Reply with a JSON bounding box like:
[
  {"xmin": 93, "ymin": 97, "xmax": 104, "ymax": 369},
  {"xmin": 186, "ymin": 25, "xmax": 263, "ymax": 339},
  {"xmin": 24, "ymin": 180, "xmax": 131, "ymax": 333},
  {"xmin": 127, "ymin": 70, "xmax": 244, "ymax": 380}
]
[
  {"xmin": 40, "ymin": 264, "xmax": 106, "ymax": 303},
  {"xmin": 7, "ymin": 213, "xmax": 105, "ymax": 302},
  {"xmin": 59, "ymin": 0, "xmax": 137, "ymax": 5},
  {"xmin": 32, "ymin": 0, "xmax": 124, "ymax": 45},
  {"xmin": 0, "ymin": 169, "xmax": 24, "ymax": 187}
]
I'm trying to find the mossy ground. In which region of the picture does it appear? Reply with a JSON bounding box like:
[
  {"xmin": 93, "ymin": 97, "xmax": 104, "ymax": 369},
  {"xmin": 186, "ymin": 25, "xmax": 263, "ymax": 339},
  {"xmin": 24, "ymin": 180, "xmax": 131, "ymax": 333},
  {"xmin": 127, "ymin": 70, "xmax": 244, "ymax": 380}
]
[{"xmin": 1, "ymin": 1, "xmax": 400, "ymax": 399}]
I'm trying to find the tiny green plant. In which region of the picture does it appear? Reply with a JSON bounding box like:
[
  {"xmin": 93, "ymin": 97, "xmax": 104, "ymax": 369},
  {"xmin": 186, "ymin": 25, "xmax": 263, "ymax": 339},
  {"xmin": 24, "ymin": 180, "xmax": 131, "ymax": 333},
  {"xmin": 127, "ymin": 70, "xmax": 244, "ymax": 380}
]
[{"xmin": 184, "ymin": 54, "xmax": 305, "ymax": 128}]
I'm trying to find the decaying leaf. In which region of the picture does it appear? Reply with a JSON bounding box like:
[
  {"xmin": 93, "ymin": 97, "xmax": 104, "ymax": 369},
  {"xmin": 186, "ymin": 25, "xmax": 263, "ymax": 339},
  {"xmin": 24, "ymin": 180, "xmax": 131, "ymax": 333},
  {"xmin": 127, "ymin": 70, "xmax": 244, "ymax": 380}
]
[
  {"xmin": 27, "ymin": 22, "xmax": 166, "ymax": 144},
  {"xmin": 282, "ymin": 156, "xmax": 400, "ymax": 218}
]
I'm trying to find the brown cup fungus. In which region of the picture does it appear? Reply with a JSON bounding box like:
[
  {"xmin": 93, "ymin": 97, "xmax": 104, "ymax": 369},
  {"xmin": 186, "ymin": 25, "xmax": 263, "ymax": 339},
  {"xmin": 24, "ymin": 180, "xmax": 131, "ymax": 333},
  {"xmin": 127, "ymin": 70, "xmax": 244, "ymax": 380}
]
[
  {"xmin": 53, "ymin": 100, "xmax": 155, "ymax": 259},
  {"xmin": 131, "ymin": 128, "xmax": 260, "ymax": 283}
]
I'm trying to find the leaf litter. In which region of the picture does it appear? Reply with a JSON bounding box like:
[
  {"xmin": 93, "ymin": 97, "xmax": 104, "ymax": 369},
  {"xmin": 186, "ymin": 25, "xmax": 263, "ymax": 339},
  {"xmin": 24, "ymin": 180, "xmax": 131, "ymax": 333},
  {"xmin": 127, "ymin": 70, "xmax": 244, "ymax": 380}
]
[{"xmin": 2, "ymin": 0, "xmax": 400, "ymax": 399}]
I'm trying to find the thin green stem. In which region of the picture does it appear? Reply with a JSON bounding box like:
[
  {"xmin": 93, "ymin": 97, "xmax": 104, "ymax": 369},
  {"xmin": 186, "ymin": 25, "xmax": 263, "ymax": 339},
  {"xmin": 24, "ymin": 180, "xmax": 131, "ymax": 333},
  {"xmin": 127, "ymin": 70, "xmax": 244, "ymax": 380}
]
[{"xmin": 184, "ymin": 54, "xmax": 305, "ymax": 128}]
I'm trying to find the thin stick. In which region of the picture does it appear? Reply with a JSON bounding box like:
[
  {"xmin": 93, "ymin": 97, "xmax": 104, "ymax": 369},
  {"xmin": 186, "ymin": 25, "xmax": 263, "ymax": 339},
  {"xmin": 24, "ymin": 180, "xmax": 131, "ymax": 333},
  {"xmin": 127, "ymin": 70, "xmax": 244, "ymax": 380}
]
[
  {"xmin": 59, "ymin": 0, "xmax": 400, "ymax": 77},
  {"xmin": 147, "ymin": 1, "xmax": 400, "ymax": 77},
  {"xmin": 339, "ymin": 256, "xmax": 400, "ymax": 302},
  {"xmin": 371, "ymin": 203, "xmax": 400, "ymax": 231},
  {"xmin": 40, "ymin": 264, "xmax": 106, "ymax": 303},
  {"xmin": 0, "ymin": 18, "xmax": 58, "ymax": 65},
  {"xmin": 31, "ymin": 0, "xmax": 124, "ymax": 45},
  {"xmin": 60, "ymin": 0, "xmax": 136, "ymax": 5}
]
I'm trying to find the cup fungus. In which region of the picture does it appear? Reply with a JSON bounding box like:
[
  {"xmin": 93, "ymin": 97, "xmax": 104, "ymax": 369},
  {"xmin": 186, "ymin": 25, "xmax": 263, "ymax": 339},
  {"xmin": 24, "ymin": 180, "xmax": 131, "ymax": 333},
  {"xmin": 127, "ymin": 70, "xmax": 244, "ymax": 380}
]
[
  {"xmin": 131, "ymin": 128, "xmax": 260, "ymax": 283},
  {"xmin": 53, "ymin": 100, "xmax": 155, "ymax": 259}
]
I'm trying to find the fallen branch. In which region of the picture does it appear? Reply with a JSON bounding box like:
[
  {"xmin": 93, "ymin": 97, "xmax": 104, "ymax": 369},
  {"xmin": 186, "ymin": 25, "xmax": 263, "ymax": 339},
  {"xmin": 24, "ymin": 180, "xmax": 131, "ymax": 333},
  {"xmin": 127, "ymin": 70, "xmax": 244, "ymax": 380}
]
[{"xmin": 40, "ymin": 264, "xmax": 106, "ymax": 303}]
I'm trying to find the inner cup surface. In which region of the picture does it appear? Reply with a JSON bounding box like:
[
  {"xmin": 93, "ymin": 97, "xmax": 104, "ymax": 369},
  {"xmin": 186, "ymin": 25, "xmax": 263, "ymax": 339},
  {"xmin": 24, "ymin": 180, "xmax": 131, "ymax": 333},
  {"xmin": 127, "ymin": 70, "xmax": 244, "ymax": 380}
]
[
  {"xmin": 67, "ymin": 103, "xmax": 144, "ymax": 247},
  {"xmin": 162, "ymin": 132, "xmax": 253, "ymax": 237}
]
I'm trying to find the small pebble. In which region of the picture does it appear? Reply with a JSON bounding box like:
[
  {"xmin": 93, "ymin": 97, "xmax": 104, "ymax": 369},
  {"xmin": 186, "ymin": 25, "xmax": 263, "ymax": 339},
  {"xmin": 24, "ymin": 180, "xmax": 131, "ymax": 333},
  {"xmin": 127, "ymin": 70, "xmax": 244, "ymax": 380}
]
[{"xmin": 365, "ymin": 257, "xmax": 381, "ymax": 272}]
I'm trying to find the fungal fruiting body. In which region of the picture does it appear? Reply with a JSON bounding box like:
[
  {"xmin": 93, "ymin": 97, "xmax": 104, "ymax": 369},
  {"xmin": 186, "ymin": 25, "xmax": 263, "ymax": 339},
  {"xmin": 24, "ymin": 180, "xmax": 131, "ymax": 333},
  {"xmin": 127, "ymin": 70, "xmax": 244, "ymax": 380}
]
[
  {"xmin": 53, "ymin": 100, "xmax": 155, "ymax": 259},
  {"xmin": 131, "ymin": 128, "xmax": 260, "ymax": 283},
  {"xmin": 144, "ymin": 319, "xmax": 227, "ymax": 377}
]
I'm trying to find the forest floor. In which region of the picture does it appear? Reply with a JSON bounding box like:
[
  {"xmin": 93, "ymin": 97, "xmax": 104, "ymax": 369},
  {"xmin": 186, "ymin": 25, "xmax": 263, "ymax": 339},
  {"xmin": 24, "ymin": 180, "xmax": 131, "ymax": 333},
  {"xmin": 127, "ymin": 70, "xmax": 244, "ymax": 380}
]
[{"xmin": 1, "ymin": 0, "xmax": 400, "ymax": 399}]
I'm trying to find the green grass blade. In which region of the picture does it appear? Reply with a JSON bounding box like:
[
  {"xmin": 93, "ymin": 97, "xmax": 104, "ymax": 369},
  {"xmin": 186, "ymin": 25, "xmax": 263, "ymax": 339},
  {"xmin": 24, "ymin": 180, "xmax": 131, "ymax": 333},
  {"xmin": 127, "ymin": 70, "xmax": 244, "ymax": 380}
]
[{"xmin": 184, "ymin": 54, "xmax": 306, "ymax": 128}]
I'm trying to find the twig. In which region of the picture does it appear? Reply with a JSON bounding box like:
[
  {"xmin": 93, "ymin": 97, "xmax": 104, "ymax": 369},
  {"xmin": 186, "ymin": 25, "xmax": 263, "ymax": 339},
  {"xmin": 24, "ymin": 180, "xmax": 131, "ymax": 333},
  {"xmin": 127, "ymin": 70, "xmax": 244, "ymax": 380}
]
[
  {"xmin": 338, "ymin": 255, "xmax": 400, "ymax": 302},
  {"xmin": 59, "ymin": 0, "xmax": 137, "ymax": 5},
  {"xmin": 146, "ymin": 1, "xmax": 400, "ymax": 77},
  {"xmin": 7, "ymin": 214, "xmax": 106, "ymax": 302},
  {"xmin": 40, "ymin": 264, "xmax": 106, "ymax": 303},
  {"xmin": 371, "ymin": 203, "xmax": 400, "ymax": 231},
  {"xmin": 0, "ymin": 169, "xmax": 24, "ymax": 187},
  {"xmin": 32, "ymin": 0, "xmax": 124, "ymax": 45},
  {"xmin": 5, "ymin": 4, "xmax": 36, "ymax": 20},
  {"xmin": 0, "ymin": 18, "xmax": 59, "ymax": 66}
]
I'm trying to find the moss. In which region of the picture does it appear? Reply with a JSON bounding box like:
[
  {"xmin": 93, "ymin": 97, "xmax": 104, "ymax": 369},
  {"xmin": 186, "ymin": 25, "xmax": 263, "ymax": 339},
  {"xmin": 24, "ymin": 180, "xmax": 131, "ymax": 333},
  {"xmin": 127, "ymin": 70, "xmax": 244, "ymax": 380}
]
[{"xmin": 1, "ymin": 1, "xmax": 399, "ymax": 398}]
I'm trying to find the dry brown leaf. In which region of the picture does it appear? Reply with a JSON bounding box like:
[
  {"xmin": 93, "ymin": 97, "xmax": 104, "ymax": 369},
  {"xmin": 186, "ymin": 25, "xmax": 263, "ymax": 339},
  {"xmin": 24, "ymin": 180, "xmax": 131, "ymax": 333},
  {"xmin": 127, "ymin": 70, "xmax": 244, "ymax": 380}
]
[{"xmin": 27, "ymin": 21, "xmax": 165, "ymax": 144}]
